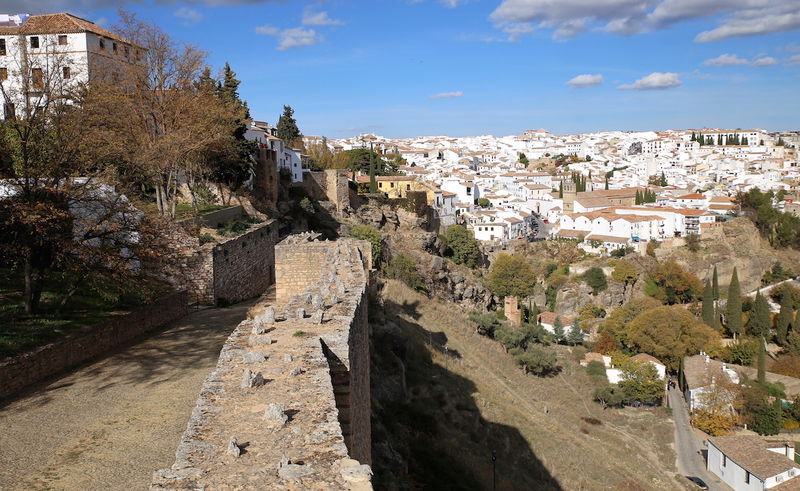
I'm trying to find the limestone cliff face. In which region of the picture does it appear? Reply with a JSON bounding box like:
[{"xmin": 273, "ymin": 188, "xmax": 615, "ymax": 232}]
[{"xmin": 656, "ymin": 218, "xmax": 800, "ymax": 291}]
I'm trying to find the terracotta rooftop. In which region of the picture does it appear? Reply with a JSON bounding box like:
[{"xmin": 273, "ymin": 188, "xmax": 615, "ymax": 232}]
[
  {"xmin": 0, "ymin": 13, "xmax": 133, "ymax": 45},
  {"xmin": 708, "ymin": 436, "xmax": 798, "ymax": 480}
]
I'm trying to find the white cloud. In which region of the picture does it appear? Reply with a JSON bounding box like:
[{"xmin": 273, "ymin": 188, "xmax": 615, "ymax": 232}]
[
  {"xmin": 695, "ymin": 7, "xmax": 800, "ymax": 42},
  {"xmin": 429, "ymin": 91, "xmax": 464, "ymax": 99},
  {"xmin": 302, "ymin": 10, "xmax": 344, "ymax": 26},
  {"xmin": 752, "ymin": 56, "xmax": 778, "ymax": 66},
  {"xmin": 489, "ymin": 0, "xmax": 800, "ymax": 42},
  {"xmin": 255, "ymin": 25, "xmax": 324, "ymax": 50},
  {"xmin": 566, "ymin": 74, "xmax": 604, "ymax": 88},
  {"xmin": 174, "ymin": 7, "xmax": 203, "ymax": 25},
  {"xmin": 702, "ymin": 53, "xmax": 748, "ymax": 66},
  {"xmin": 787, "ymin": 54, "xmax": 800, "ymax": 65},
  {"xmin": 618, "ymin": 72, "xmax": 682, "ymax": 90}
]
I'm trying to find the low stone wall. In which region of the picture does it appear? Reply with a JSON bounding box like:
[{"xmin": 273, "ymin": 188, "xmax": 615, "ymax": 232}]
[
  {"xmin": 0, "ymin": 292, "xmax": 188, "ymax": 400},
  {"xmin": 176, "ymin": 206, "xmax": 247, "ymax": 235},
  {"xmin": 152, "ymin": 237, "xmax": 372, "ymax": 490}
]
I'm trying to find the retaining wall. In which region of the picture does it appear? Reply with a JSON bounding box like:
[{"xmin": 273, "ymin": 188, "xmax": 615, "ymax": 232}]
[
  {"xmin": 0, "ymin": 291, "xmax": 188, "ymax": 400},
  {"xmin": 152, "ymin": 236, "xmax": 372, "ymax": 490}
]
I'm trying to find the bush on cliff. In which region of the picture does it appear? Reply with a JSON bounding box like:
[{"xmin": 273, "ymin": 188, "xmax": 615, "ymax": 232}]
[{"xmin": 350, "ymin": 225, "xmax": 382, "ymax": 264}]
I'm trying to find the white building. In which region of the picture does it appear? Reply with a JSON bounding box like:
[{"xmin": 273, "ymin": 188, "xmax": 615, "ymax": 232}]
[
  {"xmin": 707, "ymin": 436, "xmax": 800, "ymax": 491},
  {"xmin": 0, "ymin": 13, "xmax": 141, "ymax": 119}
]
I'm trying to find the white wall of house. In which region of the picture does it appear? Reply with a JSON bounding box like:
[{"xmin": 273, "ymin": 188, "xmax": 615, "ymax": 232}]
[{"xmin": 707, "ymin": 444, "xmax": 766, "ymax": 491}]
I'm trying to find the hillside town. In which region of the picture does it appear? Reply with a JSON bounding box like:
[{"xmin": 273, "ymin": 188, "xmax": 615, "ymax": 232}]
[
  {"xmin": 1, "ymin": 9, "xmax": 800, "ymax": 491},
  {"xmin": 314, "ymin": 128, "xmax": 799, "ymax": 251}
]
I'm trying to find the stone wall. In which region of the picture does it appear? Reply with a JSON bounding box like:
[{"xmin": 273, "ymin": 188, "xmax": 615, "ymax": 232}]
[
  {"xmin": 302, "ymin": 169, "xmax": 350, "ymax": 216},
  {"xmin": 213, "ymin": 221, "xmax": 278, "ymax": 305},
  {"xmin": 0, "ymin": 292, "xmax": 188, "ymax": 400},
  {"xmin": 165, "ymin": 220, "xmax": 278, "ymax": 306},
  {"xmin": 152, "ymin": 236, "xmax": 373, "ymax": 490}
]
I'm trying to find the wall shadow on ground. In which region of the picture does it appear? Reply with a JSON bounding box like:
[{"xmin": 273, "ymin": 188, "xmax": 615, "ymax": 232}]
[
  {"xmin": 0, "ymin": 300, "xmax": 255, "ymax": 411},
  {"xmin": 371, "ymin": 295, "xmax": 562, "ymax": 491}
]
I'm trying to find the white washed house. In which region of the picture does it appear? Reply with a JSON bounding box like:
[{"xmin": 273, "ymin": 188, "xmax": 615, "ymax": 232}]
[{"xmin": 707, "ymin": 436, "xmax": 800, "ymax": 491}]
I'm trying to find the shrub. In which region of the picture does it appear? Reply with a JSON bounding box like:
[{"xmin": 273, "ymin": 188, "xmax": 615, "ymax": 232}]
[
  {"xmin": 582, "ymin": 267, "xmax": 608, "ymax": 295},
  {"xmin": 586, "ymin": 360, "xmax": 606, "ymax": 376},
  {"xmin": 299, "ymin": 197, "xmax": 315, "ymax": 215},
  {"xmin": 685, "ymin": 233, "xmax": 701, "ymax": 252},
  {"xmin": 721, "ymin": 338, "xmax": 758, "ymax": 365},
  {"xmin": 350, "ymin": 225, "xmax": 382, "ymax": 264},
  {"xmin": 384, "ymin": 253, "xmax": 426, "ymax": 292},
  {"xmin": 469, "ymin": 310, "xmax": 501, "ymax": 337},
  {"xmin": 199, "ymin": 233, "xmax": 214, "ymax": 245}
]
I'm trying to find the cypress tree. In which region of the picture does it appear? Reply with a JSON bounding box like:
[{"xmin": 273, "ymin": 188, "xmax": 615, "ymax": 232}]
[
  {"xmin": 727, "ymin": 268, "xmax": 743, "ymax": 337},
  {"xmin": 751, "ymin": 290, "xmax": 771, "ymax": 339},
  {"xmin": 635, "ymin": 189, "xmax": 641, "ymax": 205},
  {"xmin": 558, "ymin": 181, "xmax": 563, "ymax": 199},
  {"xmin": 567, "ymin": 318, "xmax": 584, "ymax": 345},
  {"xmin": 712, "ymin": 266, "xmax": 720, "ymax": 300},
  {"xmin": 691, "ymin": 132, "xmax": 696, "ymax": 142},
  {"xmin": 553, "ymin": 317, "xmax": 565, "ymax": 344},
  {"xmin": 605, "ymin": 177, "xmax": 609, "ymax": 190},
  {"xmin": 777, "ymin": 293, "xmax": 794, "ymax": 345},
  {"xmin": 702, "ymin": 280, "xmax": 715, "ymax": 327},
  {"xmin": 698, "ymin": 133, "xmax": 703, "ymax": 146},
  {"xmin": 758, "ymin": 338, "xmax": 766, "ymax": 385},
  {"xmin": 368, "ymin": 144, "xmax": 378, "ymax": 193},
  {"xmin": 277, "ymin": 105, "xmax": 301, "ymax": 145}
]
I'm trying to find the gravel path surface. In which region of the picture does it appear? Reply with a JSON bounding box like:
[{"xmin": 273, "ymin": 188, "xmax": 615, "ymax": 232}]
[{"xmin": 0, "ymin": 300, "xmax": 257, "ymax": 491}]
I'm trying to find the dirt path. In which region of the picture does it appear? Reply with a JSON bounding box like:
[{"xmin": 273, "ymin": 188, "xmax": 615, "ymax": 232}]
[{"xmin": 0, "ymin": 299, "xmax": 259, "ymax": 491}]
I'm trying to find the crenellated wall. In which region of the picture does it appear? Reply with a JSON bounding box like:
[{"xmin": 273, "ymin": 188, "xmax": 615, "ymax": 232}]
[{"xmin": 151, "ymin": 234, "xmax": 373, "ymax": 490}]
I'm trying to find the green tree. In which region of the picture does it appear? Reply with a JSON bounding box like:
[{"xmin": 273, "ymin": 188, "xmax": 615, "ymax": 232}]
[
  {"xmin": 726, "ymin": 268, "xmax": 743, "ymax": 337},
  {"xmin": 582, "ymin": 267, "xmax": 608, "ymax": 295},
  {"xmin": 487, "ymin": 254, "xmax": 536, "ymax": 299},
  {"xmin": 469, "ymin": 310, "xmax": 501, "ymax": 337},
  {"xmin": 702, "ymin": 279, "xmax": 716, "ymax": 328},
  {"xmin": 518, "ymin": 152, "xmax": 529, "ymax": 165},
  {"xmin": 659, "ymin": 172, "xmax": 667, "ymax": 186},
  {"xmin": 445, "ymin": 225, "xmax": 479, "ymax": 268},
  {"xmin": 602, "ymin": 296, "xmax": 662, "ymax": 349},
  {"xmin": 749, "ymin": 401, "xmax": 782, "ymax": 436},
  {"xmin": 567, "ymin": 318, "xmax": 584, "ymax": 345},
  {"xmin": 721, "ymin": 338, "xmax": 758, "ymax": 365},
  {"xmin": 618, "ymin": 359, "xmax": 664, "ymax": 403},
  {"xmin": 758, "ymin": 338, "xmax": 766, "ymax": 384},
  {"xmin": 350, "ymin": 225, "xmax": 382, "ymax": 264},
  {"xmin": 552, "ymin": 317, "xmax": 565, "ymax": 344},
  {"xmin": 514, "ymin": 345, "xmax": 558, "ymax": 376},
  {"xmin": 276, "ymin": 105, "xmax": 301, "ymax": 145},
  {"xmin": 712, "ymin": 266, "xmax": 720, "ymax": 301},
  {"xmin": 627, "ymin": 305, "xmax": 721, "ymax": 370},
  {"xmin": 776, "ymin": 292, "xmax": 794, "ymax": 345},
  {"xmin": 594, "ymin": 385, "xmax": 625, "ymax": 408},
  {"xmin": 477, "ymin": 197, "xmax": 491, "ymax": 208},
  {"xmin": 750, "ymin": 291, "xmax": 771, "ymax": 338}
]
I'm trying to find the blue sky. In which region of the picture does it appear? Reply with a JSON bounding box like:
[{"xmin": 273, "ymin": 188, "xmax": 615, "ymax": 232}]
[{"xmin": 20, "ymin": 0, "xmax": 800, "ymax": 137}]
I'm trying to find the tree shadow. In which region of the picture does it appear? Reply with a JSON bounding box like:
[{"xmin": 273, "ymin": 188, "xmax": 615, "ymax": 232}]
[{"xmin": 371, "ymin": 298, "xmax": 562, "ymax": 491}]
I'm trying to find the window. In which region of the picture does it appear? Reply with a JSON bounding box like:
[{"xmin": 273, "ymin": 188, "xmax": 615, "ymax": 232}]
[
  {"xmin": 58, "ymin": 35, "xmax": 67, "ymax": 46},
  {"xmin": 390, "ymin": 182, "xmax": 395, "ymax": 188},
  {"xmin": 30, "ymin": 36, "xmax": 39, "ymax": 48},
  {"xmin": 0, "ymin": 67, "xmax": 6, "ymax": 80},
  {"xmin": 112, "ymin": 42, "xmax": 117, "ymax": 53},
  {"xmin": 0, "ymin": 39, "xmax": 5, "ymax": 56},
  {"xmin": 99, "ymin": 38, "xmax": 105, "ymax": 50},
  {"xmin": 722, "ymin": 455, "xmax": 727, "ymax": 467},
  {"xmin": 406, "ymin": 184, "xmax": 411, "ymax": 191},
  {"xmin": 466, "ymin": 187, "xmax": 472, "ymax": 195},
  {"xmin": 31, "ymin": 68, "xmax": 43, "ymax": 89},
  {"xmin": 62, "ymin": 66, "xmax": 70, "ymax": 79},
  {"xmin": 745, "ymin": 472, "xmax": 750, "ymax": 484}
]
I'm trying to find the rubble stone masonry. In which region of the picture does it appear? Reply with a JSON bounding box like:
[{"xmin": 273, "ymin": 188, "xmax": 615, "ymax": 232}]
[{"xmin": 152, "ymin": 235, "xmax": 373, "ymax": 490}]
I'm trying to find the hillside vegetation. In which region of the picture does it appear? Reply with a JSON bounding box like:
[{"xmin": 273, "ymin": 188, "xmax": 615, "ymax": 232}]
[{"xmin": 371, "ymin": 280, "xmax": 688, "ymax": 490}]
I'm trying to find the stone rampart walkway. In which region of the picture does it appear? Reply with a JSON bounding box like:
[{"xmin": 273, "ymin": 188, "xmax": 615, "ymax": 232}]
[{"xmin": 0, "ymin": 296, "xmax": 262, "ymax": 491}]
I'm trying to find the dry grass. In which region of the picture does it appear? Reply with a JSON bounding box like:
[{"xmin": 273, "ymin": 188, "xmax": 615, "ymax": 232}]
[{"xmin": 379, "ymin": 280, "xmax": 689, "ymax": 490}]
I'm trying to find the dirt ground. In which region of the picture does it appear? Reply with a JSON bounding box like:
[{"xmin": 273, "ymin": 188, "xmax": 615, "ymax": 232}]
[{"xmin": 0, "ymin": 298, "xmax": 259, "ymax": 491}]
